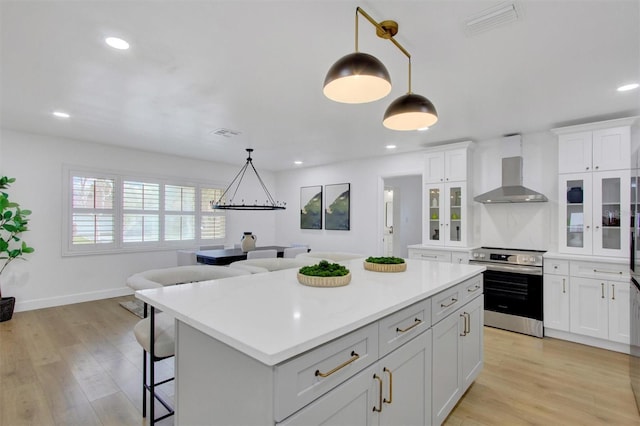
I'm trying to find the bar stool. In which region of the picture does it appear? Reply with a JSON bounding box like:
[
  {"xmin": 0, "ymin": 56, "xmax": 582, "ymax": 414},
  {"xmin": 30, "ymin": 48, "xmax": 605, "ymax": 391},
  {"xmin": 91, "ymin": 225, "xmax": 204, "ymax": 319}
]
[{"xmin": 133, "ymin": 305, "xmax": 175, "ymax": 425}]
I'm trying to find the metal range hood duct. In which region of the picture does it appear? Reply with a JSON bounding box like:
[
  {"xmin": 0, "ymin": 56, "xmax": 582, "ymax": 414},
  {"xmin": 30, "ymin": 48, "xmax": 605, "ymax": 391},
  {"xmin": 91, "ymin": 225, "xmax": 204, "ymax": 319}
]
[{"xmin": 474, "ymin": 156, "xmax": 548, "ymax": 203}]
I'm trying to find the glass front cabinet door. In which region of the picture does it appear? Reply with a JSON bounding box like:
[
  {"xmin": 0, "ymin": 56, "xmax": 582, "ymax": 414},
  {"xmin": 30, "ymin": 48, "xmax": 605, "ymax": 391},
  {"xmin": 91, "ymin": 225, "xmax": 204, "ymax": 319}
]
[
  {"xmin": 425, "ymin": 183, "xmax": 467, "ymax": 247},
  {"xmin": 559, "ymin": 170, "xmax": 629, "ymax": 256}
]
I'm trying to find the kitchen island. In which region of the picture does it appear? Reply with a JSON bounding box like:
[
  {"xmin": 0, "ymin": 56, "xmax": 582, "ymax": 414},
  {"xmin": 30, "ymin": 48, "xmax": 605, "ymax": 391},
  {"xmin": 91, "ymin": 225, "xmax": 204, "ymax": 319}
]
[{"xmin": 136, "ymin": 258, "xmax": 485, "ymax": 425}]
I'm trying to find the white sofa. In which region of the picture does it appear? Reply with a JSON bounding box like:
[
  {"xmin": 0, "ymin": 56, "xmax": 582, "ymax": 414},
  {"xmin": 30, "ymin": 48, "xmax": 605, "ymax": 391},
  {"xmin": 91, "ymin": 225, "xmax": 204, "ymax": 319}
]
[
  {"xmin": 126, "ymin": 265, "xmax": 251, "ymax": 290},
  {"xmin": 228, "ymin": 257, "xmax": 316, "ymax": 274}
]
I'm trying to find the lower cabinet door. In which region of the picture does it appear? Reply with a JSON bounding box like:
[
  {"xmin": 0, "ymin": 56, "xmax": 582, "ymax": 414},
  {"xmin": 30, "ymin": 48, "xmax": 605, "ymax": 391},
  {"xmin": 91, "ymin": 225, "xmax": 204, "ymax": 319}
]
[
  {"xmin": 570, "ymin": 277, "xmax": 608, "ymax": 339},
  {"xmin": 461, "ymin": 296, "xmax": 483, "ymax": 391},
  {"xmin": 278, "ymin": 363, "xmax": 378, "ymax": 426},
  {"xmin": 543, "ymin": 274, "xmax": 570, "ymax": 331},
  {"xmin": 377, "ymin": 331, "xmax": 431, "ymax": 426},
  {"xmin": 432, "ymin": 309, "xmax": 463, "ymax": 426},
  {"xmin": 609, "ymin": 281, "xmax": 630, "ymax": 344}
]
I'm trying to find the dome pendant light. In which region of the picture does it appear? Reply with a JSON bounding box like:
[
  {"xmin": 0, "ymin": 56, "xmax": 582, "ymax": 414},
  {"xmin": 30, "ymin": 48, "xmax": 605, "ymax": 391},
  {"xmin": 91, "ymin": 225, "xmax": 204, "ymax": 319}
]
[
  {"xmin": 383, "ymin": 57, "xmax": 438, "ymax": 131},
  {"xmin": 324, "ymin": 7, "xmax": 439, "ymax": 130}
]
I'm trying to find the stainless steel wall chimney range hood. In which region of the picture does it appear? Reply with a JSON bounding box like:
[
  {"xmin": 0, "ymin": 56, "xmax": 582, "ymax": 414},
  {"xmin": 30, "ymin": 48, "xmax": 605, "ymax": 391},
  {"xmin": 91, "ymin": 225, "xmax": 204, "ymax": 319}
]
[{"xmin": 474, "ymin": 156, "xmax": 548, "ymax": 203}]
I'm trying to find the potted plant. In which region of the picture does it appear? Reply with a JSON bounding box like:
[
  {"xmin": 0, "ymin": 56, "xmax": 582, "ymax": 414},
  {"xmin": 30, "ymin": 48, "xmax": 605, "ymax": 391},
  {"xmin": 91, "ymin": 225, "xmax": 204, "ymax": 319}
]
[
  {"xmin": 0, "ymin": 176, "xmax": 34, "ymax": 322},
  {"xmin": 364, "ymin": 256, "xmax": 407, "ymax": 272},
  {"xmin": 297, "ymin": 260, "xmax": 351, "ymax": 287}
]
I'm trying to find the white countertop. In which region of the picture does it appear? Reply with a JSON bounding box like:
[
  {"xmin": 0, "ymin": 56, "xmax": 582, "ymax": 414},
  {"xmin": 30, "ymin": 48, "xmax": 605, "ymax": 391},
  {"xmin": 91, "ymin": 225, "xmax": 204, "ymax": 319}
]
[
  {"xmin": 407, "ymin": 244, "xmax": 478, "ymax": 252},
  {"xmin": 544, "ymin": 251, "xmax": 628, "ymax": 265},
  {"xmin": 136, "ymin": 258, "xmax": 485, "ymax": 366}
]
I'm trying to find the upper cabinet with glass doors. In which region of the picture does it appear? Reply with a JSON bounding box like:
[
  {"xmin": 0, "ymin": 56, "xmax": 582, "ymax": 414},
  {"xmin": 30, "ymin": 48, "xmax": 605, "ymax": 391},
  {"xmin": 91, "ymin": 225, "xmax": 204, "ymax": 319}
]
[
  {"xmin": 553, "ymin": 117, "xmax": 637, "ymax": 257},
  {"xmin": 423, "ymin": 141, "xmax": 474, "ymax": 247}
]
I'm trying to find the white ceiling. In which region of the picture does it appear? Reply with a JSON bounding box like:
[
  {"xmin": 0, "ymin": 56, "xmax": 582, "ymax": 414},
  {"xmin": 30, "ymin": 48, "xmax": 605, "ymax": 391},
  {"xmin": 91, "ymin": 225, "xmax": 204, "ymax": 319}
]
[{"xmin": 1, "ymin": 1, "xmax": 639, "ymax": 171}]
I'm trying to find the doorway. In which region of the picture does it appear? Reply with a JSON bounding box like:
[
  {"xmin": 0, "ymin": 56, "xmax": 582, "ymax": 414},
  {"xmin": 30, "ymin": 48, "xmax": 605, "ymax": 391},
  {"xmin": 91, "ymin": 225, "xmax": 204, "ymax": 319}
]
[{"xmin": 381, "ymin": 175, "xmax": 422, "ymax": 258}]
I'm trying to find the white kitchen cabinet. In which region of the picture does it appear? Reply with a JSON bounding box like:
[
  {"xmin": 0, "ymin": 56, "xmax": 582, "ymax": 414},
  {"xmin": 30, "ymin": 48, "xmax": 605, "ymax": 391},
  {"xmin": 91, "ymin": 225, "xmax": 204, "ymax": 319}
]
[
  {"xmin": 425, "ymin": 182, "xmax": 468, "ymax": 247},
  {"xmin": 432, "ymin": 295, "xmax": 483, "ymax": 426},
  {"xmin": 557, "ymin": 126, "xmax": 631, "ymax": 174},
  {"xmin": 424, "ymin": 147, "xmax": 468, "ymax": 184},
  {"xmin": 558, "ymin": 170, "xmax": 630, "ymax": 257},
  {"xmin": 543, "ymin": 273, "xmax": 570, "ymax": 332},
  {"xmin": 407, "ymin": 246, "xmax": 470, "ymax": 264},
  {"xmin": 280, "ymin": 331, "xmax": 431, "ymax": 426}
]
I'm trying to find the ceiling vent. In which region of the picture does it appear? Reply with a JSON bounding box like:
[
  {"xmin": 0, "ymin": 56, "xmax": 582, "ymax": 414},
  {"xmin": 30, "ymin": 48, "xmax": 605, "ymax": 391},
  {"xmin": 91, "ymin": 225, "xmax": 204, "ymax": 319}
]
[
  {"xmin": 210, "ymin": 128, "xmax": 242, "ymax": 138},
  {"xmin": 464, "ymin": 1, "xmax": 520, "ymax": 36}
]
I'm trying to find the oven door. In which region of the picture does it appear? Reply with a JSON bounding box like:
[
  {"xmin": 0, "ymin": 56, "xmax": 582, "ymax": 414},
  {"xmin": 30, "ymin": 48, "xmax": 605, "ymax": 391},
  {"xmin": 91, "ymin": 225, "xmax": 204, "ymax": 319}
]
[{"xmin": 481, "ymin": 264, "xmax": 543, "ymax": 321}]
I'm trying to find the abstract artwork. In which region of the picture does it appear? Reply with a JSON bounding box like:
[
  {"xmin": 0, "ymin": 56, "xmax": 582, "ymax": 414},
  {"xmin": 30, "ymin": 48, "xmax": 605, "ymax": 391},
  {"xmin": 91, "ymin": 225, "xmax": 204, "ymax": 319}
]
[
  {"xmin": 300, "ymin": 186, "xmax": 322, "ymax": 229},
  {"xmin": 324, "ymin": 183, "xmax": 350, "ymax": 231}
]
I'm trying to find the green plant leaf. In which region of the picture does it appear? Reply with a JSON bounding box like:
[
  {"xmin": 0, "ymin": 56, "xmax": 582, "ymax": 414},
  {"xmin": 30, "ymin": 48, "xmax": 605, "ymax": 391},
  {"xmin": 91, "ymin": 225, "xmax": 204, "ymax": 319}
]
[{"xmin": 3, "ymin": 224, "xmax": 16, "ymax": 232}]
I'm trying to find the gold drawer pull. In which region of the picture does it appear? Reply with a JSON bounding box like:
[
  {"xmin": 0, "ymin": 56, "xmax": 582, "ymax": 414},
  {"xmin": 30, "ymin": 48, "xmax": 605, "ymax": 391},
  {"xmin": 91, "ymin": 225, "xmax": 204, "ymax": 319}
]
[
  {"xmin": 383, "ymin": 367, "xmax": 393, "ymax": 404},
  {"xmin": 441, "ymin": 298, "xmax": 458, "ymax": 308},
  {"xmin": 373, "ymin": 374, "xmax": 383, "ymax": 412},
  {"xmin": 396, "ymin": 318, "xmax": 422, "ymax": 333},
  {"xmin": 593, "ymin": 268, "xmax": 623, "ymax": 275},
  {"xmin": 315, "ymin": 351, "xmax": 360, "ymax": 378}
]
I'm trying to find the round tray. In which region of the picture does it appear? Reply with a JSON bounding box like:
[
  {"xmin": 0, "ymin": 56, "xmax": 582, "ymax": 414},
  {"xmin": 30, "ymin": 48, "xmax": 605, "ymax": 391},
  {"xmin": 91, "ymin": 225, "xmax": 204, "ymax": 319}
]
[
  {"xmin": 297, "ymin": 272, "xmax": 351, "ymax": 287},
  {"xmin": 363, "ymin": 261, "xmax": 407, "ymax": 273}
]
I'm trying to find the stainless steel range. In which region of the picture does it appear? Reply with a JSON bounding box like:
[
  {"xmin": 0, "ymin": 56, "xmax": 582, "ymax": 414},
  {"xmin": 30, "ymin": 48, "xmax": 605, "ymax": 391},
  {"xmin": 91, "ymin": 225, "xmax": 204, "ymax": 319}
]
[{"xmin": 469, "ymin": 247, "xmax": 545, "ymax": 338}]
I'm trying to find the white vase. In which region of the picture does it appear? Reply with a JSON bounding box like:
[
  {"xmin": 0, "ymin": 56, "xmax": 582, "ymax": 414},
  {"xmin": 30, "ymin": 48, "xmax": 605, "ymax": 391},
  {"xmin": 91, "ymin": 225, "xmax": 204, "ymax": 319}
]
[{"xmin": 241, "ymin": 232, "xmax": 256, "ymax": 252}]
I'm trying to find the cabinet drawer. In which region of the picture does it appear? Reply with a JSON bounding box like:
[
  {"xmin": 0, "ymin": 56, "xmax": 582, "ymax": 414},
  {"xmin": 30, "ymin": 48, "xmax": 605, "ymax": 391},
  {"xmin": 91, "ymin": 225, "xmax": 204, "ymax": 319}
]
[
  {"xmin": 274, "ymin": 322, "xmax": 378, "ymax": 422},
  {"xmin": 545, "ymin": 259, "xmax": 569, "ymax": 275},
  {"xmin": 452, "ymin": 252, "xmax": 469, "ymax": 264},
  {"xmin": 432, "ymin": 283, "xmax": 464, "ymax": 325},
  {"xmin": 409, "ymin": 249, "xmax": 452, "ymax": 263},
  {"xmin": 570, "ymin": 261, "xmax": 627, "ymax": 281},
  {"xmin": 460, "ymin": 275, "xmax": 483, "ymax": 305},
  {"xmin": 378, "ymin": 299, "xmax": 431, "ymax": 357}
]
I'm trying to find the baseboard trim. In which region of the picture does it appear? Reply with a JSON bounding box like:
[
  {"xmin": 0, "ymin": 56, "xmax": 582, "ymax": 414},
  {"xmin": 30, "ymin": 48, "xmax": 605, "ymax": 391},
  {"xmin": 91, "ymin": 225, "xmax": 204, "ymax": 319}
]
[
  {"xmin": 544, "ymin": 328, "xmax": 630, "ymax": 354},
  {"xmin": 14, "ymin": 287, "xmax": 134, "ymax": 312}
]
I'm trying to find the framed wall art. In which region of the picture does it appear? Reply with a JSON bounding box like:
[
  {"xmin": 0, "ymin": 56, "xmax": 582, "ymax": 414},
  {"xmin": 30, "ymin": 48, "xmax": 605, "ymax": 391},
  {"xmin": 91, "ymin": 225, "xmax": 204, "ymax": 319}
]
[
  {"xmin": 324, "ymin": 183, "xmax": 350, "ymax": 231},
  {"xmin": 300, "ymin": 185, "xmax": 322, "ymax": 229}
]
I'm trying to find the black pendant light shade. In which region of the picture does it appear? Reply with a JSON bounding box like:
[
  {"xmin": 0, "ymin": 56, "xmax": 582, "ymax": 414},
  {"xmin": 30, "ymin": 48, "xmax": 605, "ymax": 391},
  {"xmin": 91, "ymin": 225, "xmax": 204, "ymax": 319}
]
[
  {"xmin": 383, "ymin": 93, "xmax": 438, "ymax": 131},
  {"xmin": 323, "ymin": 52, "xmax": 392, "ymax": 104}
]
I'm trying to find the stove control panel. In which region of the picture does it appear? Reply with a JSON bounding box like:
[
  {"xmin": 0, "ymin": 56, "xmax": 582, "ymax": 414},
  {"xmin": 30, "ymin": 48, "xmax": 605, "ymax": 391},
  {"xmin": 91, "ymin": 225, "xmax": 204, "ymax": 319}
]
[{"xmin": 469, "ymin": 248, "xmax": 544, "ymax": 267}]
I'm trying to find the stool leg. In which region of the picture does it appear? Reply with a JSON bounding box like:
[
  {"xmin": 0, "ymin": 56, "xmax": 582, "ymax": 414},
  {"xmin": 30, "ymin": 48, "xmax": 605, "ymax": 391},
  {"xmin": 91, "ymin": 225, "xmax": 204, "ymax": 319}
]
[
  {"xmin": 142, "ymin": 348, "xmax": 147, "ymax": 417},
  {"xmin": 150, "ymin": 305, "xmax": 155, "ymax": 426}
]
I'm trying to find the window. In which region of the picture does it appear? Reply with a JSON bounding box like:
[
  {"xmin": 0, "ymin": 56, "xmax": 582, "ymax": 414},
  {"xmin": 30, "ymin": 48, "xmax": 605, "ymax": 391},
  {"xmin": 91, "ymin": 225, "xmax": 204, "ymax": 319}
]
[
  {"xmin": 71, "ymin": 175, "xmax": 116, "ymax": 246},
  {"xmin": 65, "ymin": 168, "xmax": 226, "ymax": 255}
]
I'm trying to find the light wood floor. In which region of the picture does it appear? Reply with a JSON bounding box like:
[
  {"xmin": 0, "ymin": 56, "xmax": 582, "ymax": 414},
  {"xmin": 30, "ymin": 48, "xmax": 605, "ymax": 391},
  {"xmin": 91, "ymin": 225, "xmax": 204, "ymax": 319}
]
[{"xmin": 1, "ymin": 296, "xmax": 639, "ymax": 425}]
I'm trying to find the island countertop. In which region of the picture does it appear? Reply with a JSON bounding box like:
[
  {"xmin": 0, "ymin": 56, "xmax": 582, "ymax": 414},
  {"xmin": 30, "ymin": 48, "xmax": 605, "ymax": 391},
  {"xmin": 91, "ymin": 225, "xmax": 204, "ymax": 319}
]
[{"xmin": 136, "ymin": 258, "xmax": 485, "ymax": 366}]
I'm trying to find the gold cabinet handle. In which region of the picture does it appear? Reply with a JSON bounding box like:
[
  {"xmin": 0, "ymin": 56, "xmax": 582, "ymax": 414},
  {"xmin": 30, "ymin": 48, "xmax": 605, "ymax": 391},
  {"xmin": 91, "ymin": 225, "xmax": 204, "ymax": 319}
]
[
  {"xmin": 467, "ymin": 285, "xmax": 481, "ymax": 293},
  {"xmin": 315, "ymin": 351, "xmax": 359, "ymax": 378},
  {"xmin": 612, "ymin": 283, "xmax": 615, "ymax": 300},
  {"xmin": 373, "ymin": 374, "xmax": 383, "ymax": 412},
  {"xmin": 441, "ymin": 298, "xmax": 458, "ymax": 308},
  {"xmin": 562, "ymin": 278, "xmax": 566, "ymax": 294},
  {"xmin": 593, "ymin": 268, "xmax": 623, "ymax": 275},
  {"xmin": 383, "ymin": 367, "xmax": 393, "ymax": 404},
  {"xmin": 396, "ymin": 318, "xmax": 422, "ymax": 333},
  {"xmin": 601, "ymin": 282, "xmax": 605, "ymax": 299},
  {"xmin": 460, "ymin": 313, "xmax": 467, "ymax": 336}
]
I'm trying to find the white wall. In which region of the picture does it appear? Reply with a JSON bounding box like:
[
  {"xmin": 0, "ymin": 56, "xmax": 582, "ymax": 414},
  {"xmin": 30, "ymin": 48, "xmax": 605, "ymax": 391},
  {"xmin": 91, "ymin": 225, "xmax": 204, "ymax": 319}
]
[
  {"xmin": 274, "ymin": 152, "xmax": 424, "ymax": 255},
  {"xmin": 0, "ymin": 129, "xmax": 278, "ymax": 311},
  {"xmin": 471, "ymin": 131, "xmax": 558, "ymax": 251}
]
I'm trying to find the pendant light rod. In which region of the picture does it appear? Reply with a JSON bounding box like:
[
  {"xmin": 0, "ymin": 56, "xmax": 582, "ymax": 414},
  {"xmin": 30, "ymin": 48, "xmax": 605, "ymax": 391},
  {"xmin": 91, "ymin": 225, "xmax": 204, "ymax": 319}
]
[{"xmin": 355, "ymin": 7, "xmax": 412, "ymax": 93}]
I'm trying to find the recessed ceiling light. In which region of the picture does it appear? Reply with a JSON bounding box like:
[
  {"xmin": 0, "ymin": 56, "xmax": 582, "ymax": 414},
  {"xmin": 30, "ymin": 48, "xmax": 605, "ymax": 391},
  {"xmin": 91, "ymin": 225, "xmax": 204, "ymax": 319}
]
[
  {"xmin": 385, "ymin": 144, "xmax": 397, "ymax": 149},
  {"xmin": 52, "ymin": 111, "xmax": 70, "ymax": 118},
  {"xmin": 418, "ymin": 126, "xmax": 429, "ymax": 131},
  {"xmin": 105, "ymin": 37, "xmax": 130, "ymax": 50},
  {"xmin": 294, "ymin": 160, "xmax": 303, "ymax": 165},
  {"xmin": 617, "ymin": 83, "xmax": 639, "ymax": 92}
]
